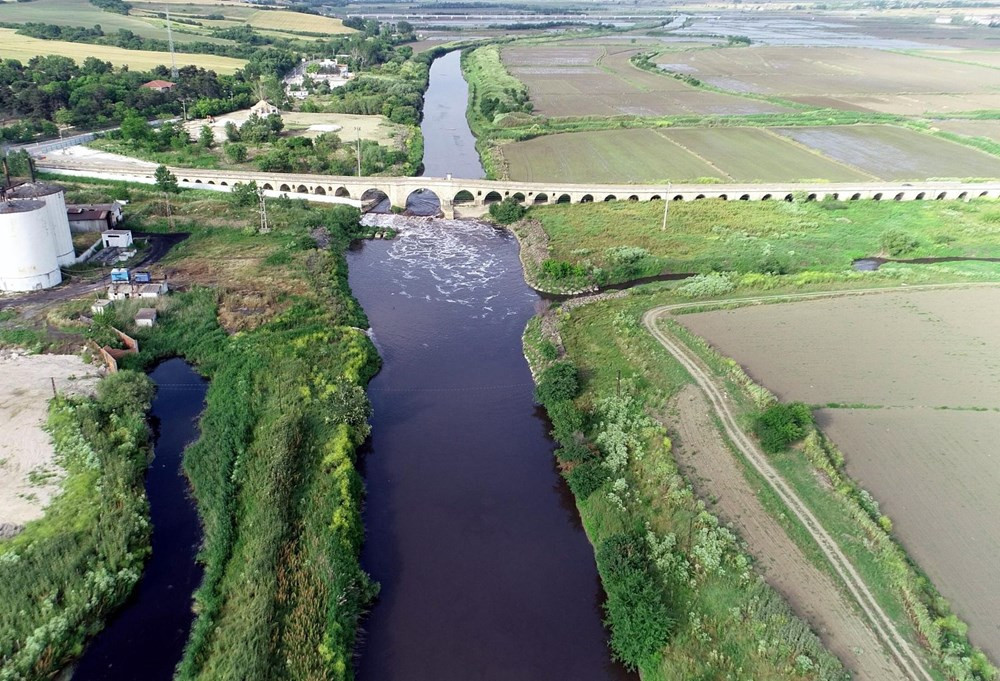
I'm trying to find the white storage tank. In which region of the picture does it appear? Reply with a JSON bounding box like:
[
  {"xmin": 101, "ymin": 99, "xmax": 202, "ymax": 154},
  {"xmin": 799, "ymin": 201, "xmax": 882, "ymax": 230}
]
[
  {"xmin": 8, "ymin": 183, "xmax": 74, "ymax": 266},
  {"xmin": 0, "ymin": 200, "xmax": 62, "ymax": 291}
]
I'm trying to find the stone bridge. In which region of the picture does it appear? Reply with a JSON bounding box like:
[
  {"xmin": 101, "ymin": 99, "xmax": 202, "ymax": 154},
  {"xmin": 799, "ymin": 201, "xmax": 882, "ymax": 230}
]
[{"xmin": 36, "ymin": 161, "xmax": 1000, "ymax": 218}]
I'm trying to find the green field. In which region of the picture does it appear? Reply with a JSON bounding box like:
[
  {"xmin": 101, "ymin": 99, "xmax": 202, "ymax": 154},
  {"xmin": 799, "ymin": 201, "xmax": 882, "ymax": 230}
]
[
  {"xmin": 501, "ymin": 128, "xmax": 725, "ymax": 183},
  {"xmin": 0, "ymin": 0, "xmax": 192, "ymax": 40},
  {"xmin": 660, "ymin": 127, "xmax": 874, "ymax": 182},
  {"xmin": 525, "ymin": 198, "xmax": 1000, "ymax": 288},
  {"xmin": 0, "ymin": 28, "xmax": 246, "ymax": 72}
]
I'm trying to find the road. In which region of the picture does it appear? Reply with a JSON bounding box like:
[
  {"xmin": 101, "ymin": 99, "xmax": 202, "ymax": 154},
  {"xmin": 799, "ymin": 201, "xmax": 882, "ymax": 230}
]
[{"xmin": 638, "ymin": 285, "xmax": 993, "ymax": 681}]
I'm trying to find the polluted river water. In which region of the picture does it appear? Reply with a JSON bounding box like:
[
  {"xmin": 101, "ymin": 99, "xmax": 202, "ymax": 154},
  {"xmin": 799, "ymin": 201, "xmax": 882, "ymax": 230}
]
[{"xmin": 349, "ymin": 47, "xmax": 630, "ymax": 680}]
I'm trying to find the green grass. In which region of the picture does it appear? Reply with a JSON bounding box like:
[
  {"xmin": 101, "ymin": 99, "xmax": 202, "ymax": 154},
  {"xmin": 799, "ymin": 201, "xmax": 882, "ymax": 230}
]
[
  {"xmin": 0, "ymin": 0, "xmax": 202, "ymax": 41},
  {"xmin": 528, "ymin": 198, "xmax": 1000, "ymax": 288}
]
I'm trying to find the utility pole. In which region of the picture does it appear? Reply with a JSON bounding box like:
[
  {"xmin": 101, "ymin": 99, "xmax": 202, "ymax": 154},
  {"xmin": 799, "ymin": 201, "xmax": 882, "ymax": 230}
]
[
  {"xmin": 165, "ymin": 5, "xmax": 178, "ymax": 80},
  {"xmin": 258, "ymin": 187, "xmax": 269, "ymax": 233},
  {"xmin": 163, "ymin": 192, "xmax": 174, "ymax": 229},
  {"xmin": 661, "ymin": 181, "xmax": 671, "ymax": 231},
  {"xmin": 355, "ymin": 127, "xmax": 362, "ymax": 177}
]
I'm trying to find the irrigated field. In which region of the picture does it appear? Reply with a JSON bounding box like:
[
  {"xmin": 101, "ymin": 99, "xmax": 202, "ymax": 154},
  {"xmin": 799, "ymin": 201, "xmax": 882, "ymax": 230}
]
[
  {"xmin": 501, "ymin": 44, "xmax": 792, "ymax": 117},
  {"xmin": 676, "ymin": 287, "xmax": 1000, "ymax": 660},
  {"xmin": 501, "ymin": 128, "xmax": 725, "ymax": 183},
  {"xmin": 775, "ymin": 125, "xmax": 1000, "ymax": 180},
  {"xmin": 0, "ymin": 28, "xmax": 246, "ymax": 72},
  {"xmin": 501, "ymin": 124, "xmax": 991, "ymax": 183},
  {"xmin": 660, "ymin": 46, "xmax": 1000, "ymax": 114}
]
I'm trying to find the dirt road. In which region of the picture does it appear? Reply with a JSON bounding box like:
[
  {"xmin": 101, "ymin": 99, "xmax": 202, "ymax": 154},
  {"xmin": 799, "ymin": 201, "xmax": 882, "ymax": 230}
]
[{"xmin": 640, "ymin": 285, "xmax": 968, "ymax": 681}]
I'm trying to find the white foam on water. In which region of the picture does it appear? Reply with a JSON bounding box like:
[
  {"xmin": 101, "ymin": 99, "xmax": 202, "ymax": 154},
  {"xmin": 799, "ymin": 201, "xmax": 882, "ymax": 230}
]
[{"xmin": 360, "ymin": 215, "xmax": 532, "ymax": 317}]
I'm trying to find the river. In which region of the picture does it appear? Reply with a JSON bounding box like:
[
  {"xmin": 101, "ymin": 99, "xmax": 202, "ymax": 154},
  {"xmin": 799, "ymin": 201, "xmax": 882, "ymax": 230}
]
[
  {"xmin": 350, "ymin": 51, "xmax": 630, "ymax": 680},
  {"xmin": 72, "ymin": 359, "xmax": 207, "ymax": 680}
]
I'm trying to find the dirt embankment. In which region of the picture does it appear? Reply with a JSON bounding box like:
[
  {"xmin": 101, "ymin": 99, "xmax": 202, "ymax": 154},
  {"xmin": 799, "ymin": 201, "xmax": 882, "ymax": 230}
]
[{"xmin": 0, "ymin": 352, "xmax": 101, "ymax": 537}]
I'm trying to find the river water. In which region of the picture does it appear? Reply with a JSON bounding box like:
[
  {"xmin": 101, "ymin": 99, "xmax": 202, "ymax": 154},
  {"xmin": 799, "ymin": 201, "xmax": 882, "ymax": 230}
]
[
  {"xmin": 350, "ymin": 51, "xmax": 630, "ymax": 680},
  {"xmin": 72, "ymin": 359, "xmax": 207, "ymax": 680}
]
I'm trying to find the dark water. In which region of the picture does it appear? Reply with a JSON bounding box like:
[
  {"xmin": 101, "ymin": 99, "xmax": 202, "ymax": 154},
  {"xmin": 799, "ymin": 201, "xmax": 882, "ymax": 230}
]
[
  {"xmin": 853, "ymin": 255, "xmax": 1000, "ymax": 271},
  {"xmin": 420, "ymin": 50, "xmax": 486, "ymax": 180},
  {"xmin": 349, "ymin": 218, "xmax": 631, "ymax": 681},
  {"xmin": 72, "ymin": 359, "xmax": 207, "ymax": 681}
]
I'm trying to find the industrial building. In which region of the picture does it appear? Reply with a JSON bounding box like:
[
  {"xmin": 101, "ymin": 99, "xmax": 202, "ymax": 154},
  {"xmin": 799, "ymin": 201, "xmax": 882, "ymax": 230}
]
[
  {"xmin": 0, "ymin": 200, "xmax": 63, "ymax": 291},
  {"xmin": 7, "ymin": 182, "xmax": 75, "ymax": 267},
  {"xmin": 67, "ymin": 203, "xmax": 124, "ymax": 232}
]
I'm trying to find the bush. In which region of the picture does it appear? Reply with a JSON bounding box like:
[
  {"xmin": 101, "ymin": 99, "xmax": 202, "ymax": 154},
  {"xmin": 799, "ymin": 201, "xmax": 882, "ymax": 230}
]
[
  {"xmin": 488, "ymin": 197, "xmax": 526, "ymax": 224},
  {"xmin": 546, "ymin": 398, "xmax": 584, "ymax": 444},
  {"xmin": 595, "ymin": 532, "xmax": 673, "ymax": 669},
  {"xmin": 879, "ymin": 228, "xmax": 919, "ymax": 257},
  {"xmin": 96, "ymin": 370, "xmax": 154, "ymax": 415},
  {"xmin": 753, "ymin": 402, "xmax": 813, "ymax": 453},
  {"xmin": 541, "ymin": 259, "xmax": 588, "ymax": 281},
  {"xmin": 534, "ymin": 362, "xmax": 580, "ymax": 405},
  {"xmin": 563, "ymin": 460, "xmax": 609, "ymax": 499}
]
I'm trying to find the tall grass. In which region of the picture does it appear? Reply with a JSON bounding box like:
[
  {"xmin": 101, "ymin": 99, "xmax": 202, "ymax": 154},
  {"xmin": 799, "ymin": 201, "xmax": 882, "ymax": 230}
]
[{"xmin": 0, "ymin": 372, "xmax": 153, "ymax": 680}]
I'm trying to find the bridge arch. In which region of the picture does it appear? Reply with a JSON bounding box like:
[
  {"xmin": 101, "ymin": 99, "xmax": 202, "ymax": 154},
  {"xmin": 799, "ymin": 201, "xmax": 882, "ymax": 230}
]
[
  {"xmin": 893, "ymin": 192, "xmax": 904, "ymax": 201},
  {"xmin": 628, "ymin": 195, "xmax": 639, "ymax": 202},
  {"xmin": 262, "ymin": 183, "xmax": 273, "ymax": 190},
  {"xmin": 193, "ymin": 179, "xmax": 202, "ymax": 184},
  {"xmin": 534, "ymin": 193, "xmax": 549, "ymax": 204},
  {"xmin": 484, "ymin": 191, "xmax": 503, "ymax": 205},
  {"xmin": 718, "ymin": 194, "xmax": 728, "ymax": 201},
  {"xmin": 406, "ymin": 188, "xmax": 442, "ymax": 215},
  {"xmin": 806, "ymin": 193, "xmax": 817, "ymax": 202},
  {"xmin": 604, "ymin": 194, "xmax": 616, "ymax": 202},
  {"xmin": 761, "ymin": 194, "xmax": 772, "ymax": 201},
  {"xmin": 915, "ymin": 192, "xmax": 925, "ymax": 200},
  {"xmin": 360, "ymin": 188, "xmax": 389, "ymax": 212},
  {"xmin": 556, "ymin": 194, "xmax": 571, "ymax": 204},
  {"xmin": 850, "ymin": 193, "xmax": 861, "ymax": 201},
  {"xmin": 873, "ymin": 192, "xmax": 883, "ymax": 201},
  {"xmin": 335, "ymin": 186, "xmax": 350, "ymax": 198},
  {"xmin": 695, "ymin": 194, "xmax": 705, "ymax": 200},
  {"xmin": 314, "ymin": 186, "xmax": 326, "ymax": 195},
  {"xmin": 454, "ymin": 190, "xmax": 475, "ymax": 204},
  {"xmin": 296, "ymin": 184, "xmax": 308, "ymax": 194},
  {"xmin": 580, "ymin": 194, "xmax": 594, "ymax": 203},
  {"xmin": 207, "ymin": 180, "xmax": 216, "ymax": 185},
  {"xmin": 783, "ymin": 193, "xmax": 793, "ymax": 202},
  {"xmin": 512, "ymin": 192, "xmax": 526, "ymax": 203},
  {"xmin": 220, "ymin": 181, "xmax": 228, "ymax": 187},
  {"xmin": 936, "ymin": 192, "xmax": 947, "ymax": 200},
  {"xmin": 958, "ymin": 191, "xmax": 969, "ymax": 200},
  {"xmin": 672, "ymin": 195, "xmax": 684, "ymax": 201},
  {"xmin": 649, "ymin": 195, "xmax": 661, "ymax": 201},
  {"xmin": 979, "ymin": 190, "xmax": 990, "ymax": 198}
]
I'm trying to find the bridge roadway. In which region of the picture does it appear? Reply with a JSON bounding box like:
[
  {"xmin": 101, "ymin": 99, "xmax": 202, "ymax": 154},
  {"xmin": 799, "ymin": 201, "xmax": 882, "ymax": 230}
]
[{"xmin": 36, "ymin": 160, "xmax": 1000, "ymax": 218}]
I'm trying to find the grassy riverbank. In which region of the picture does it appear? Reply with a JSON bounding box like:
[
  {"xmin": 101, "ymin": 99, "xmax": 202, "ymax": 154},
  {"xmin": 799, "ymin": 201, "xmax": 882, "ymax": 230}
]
[
  {"xmin": 2, "ymin": 178, "xmax": 381, "ymax": 680},
  {"xmin": 518, "ymin": 198, "xmax": 1000, "ymax": 291},
  {"xmin": 0, "ymin": 371, "xmax": 154, "ymax": 679},
  {"xmin": 522, "ymin": 272, "xmax": 998, "ymax": 680}
]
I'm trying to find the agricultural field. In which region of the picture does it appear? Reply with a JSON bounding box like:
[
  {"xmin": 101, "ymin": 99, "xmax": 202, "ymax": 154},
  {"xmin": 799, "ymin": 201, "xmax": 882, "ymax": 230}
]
[
  {"xmin": 501, "ymin": 124, "xmax": 989, "ymax": 183},
  {"xmin": 0, "ymin": 0, "xmax": 172, "ymax": 39},
  {"xmin": 775, "ymin": 125, "xmax": 1000, "ymax": 180},
  {"xmin": 500, "ymin": 44, "xmax": 791, "ymax": 117},
  {"xmin": 0, "ymin": 28, "xmax": 246, "ymax": 73},
  {"xmin": 501, "ymin": 128, "xmax": 725, "ymax": 184},
  {"xmin": 675, "ymin": 288, "xmax": 1000, "ymax": 660},
  {"xmin": 658, "ymin": 46, "xmax": 1000, "ymax": 115},
  {"xmin": 247, "ymin": 10, "xmax": 352, "ymax": 34},
  {"xmin": 933, "ymin": 119, "xmax": 1000, "ymax": 143}
]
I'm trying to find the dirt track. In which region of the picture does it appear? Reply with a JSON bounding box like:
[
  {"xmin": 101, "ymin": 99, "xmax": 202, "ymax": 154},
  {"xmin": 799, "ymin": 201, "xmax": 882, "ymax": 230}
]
[
  {"xmin": 642, "ymin": 286, "xmax": 953, "ymax": 681},
  {"xmin": 669, "ymin": 385, "xmax": 903, "ymax": 680}
]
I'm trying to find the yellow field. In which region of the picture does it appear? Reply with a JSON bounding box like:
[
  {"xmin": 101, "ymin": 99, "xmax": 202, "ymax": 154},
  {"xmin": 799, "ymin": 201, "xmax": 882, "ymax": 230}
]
[
  {"xmin": 247, "ymin": 10, "xmax": 353, "ymax": 34},
  {"xmin": 0, "ymin": 28, "xmax": 246, "ymax": 73}
]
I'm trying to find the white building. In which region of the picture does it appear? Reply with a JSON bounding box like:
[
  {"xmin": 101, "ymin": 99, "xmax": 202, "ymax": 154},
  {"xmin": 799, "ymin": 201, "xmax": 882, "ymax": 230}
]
[
  {"xmin": 101, "ymin": 230, "xmax": 133, "ymax": 249},
  {"xmin": 134, "ymin": 308, "xmax": 157, "ymax": 328},
  {"xmin": 0, "ymin": 200, "xmax": 62, "ymax": 292}
]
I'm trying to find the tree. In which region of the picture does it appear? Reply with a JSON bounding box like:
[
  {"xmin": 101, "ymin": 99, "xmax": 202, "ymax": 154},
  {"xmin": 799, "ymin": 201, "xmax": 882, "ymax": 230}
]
[
  {"xmin": 154, "ymin": 165, "xmax": 179, "ymax": 193},
  {"xmin": 199, "ymin": 125, "xmax": 214, "ymax": 148},
  {"xmin": 230, "ymin": 180, "xmax": 260, "ymax": 207},
  {"xmin": 489, "ymin": 197, "xmax": 525, "ymax": 224},
  {"xmin": 534, "ymin": 362, "xmax": 580, "ymax": 405},
  {"xmin": 224, "ymin": 142, "xmax": 247, "ymax": 163},
  {"xmin": 120, "ymin": 110, "xmax": 151, "ymax": 142}
]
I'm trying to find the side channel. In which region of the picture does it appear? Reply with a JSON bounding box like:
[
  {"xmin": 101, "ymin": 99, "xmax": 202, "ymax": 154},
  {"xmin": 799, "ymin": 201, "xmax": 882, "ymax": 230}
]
[{"xmin": 72, "ymin": 358, "xmax": 207, "ymax": 680}]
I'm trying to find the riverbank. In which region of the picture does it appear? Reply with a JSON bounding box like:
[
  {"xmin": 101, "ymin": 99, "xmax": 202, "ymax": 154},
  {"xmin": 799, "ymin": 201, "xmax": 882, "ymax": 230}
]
[
  {"xmin": 522, "ymin": 277, "xmax": 998, "ymax": 680},
  {"xmin": 0, "ymin": 177, "xmax": 383, "ymax": 679}
]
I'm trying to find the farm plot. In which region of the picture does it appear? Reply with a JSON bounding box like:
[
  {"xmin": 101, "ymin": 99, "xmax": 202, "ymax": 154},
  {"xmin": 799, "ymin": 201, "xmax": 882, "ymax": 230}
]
[
  {"xmin": 247, "ymin": 10, "xmax": 352, "ymax": 34},
  {"xmin": 660, "ymin": 127, "xmax": 873, "ymax": 182},
  {"xmin": 501, "ymin": 44, "xmax": 791, "ymax": 118},
  {"xmin": 501, "ymin": 128, "xmax": 725, "ymax": 183},
  {"xmin": 0, "ymin": 28, "xmax": 246, "ymax": 73},
  {"xmin": 775, "ymin": 125, "xmax": 1000, "ymax": 180},
  {"xmin": 0, "ymin": 0, "xmax": 172, "ymax": 39},
  {"xmin": 661, "ymin": 46, "xmax": 1000, "ymax": 114},
  {"xmin": 934, "ymin": 119, "xmax": 1000, "ymax": 143},
  {"xmin": 676, "ymin": 287, "xmax": 1000, "ymax": 660}
]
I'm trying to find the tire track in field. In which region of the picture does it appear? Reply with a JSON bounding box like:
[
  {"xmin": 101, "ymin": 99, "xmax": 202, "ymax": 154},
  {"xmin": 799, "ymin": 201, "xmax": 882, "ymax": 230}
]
[{"xmin": 639, "ymin": 284, "xmax": 998, "ymax": 681}]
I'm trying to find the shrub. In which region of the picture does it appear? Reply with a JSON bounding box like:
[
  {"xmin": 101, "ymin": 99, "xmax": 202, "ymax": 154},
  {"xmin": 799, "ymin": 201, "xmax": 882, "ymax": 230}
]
[
  {"xmin": 96, "ymin": 370, "xmax": 154, "ymax": 415},
  {"xmin": 539, "ymin": 340, "xmax": 558, "ymax": 361},
  {"xmin": 541, "ymin": 259, "xmax": 588, "ymax": 281},
  {"xmin": 595, "ymin": 532, "xmax": 673, "ymax": 669},
  {"xmin": 677, "ymin": 272, "xmax": 736, "ymax": 298},
  {"xmin": 563, "ymin": 460, "xmax": 609, "ymax": 499},
  {"xmin": 546, "ymin": 398, "xmax": 584, "ymax": 444},
  {"xmin": 154, "ymin": 165, "xmax": 179, "ymax": 194},
  {"xmin": 753, "ymin": 402, "xmax": 813, "ymax": 453},
  {"xmin": 534, "ymin": 362, "xmax": 580, "ymax": 405},
  {"xmin": 879, "ymin": 228, "xmax": 919, "ymax": 256},
  {"xmin": 488, "ymin": 197, "xmax": 526, "ymax": 224}
]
